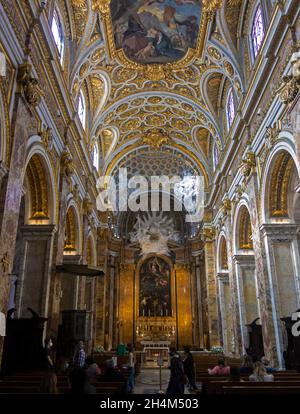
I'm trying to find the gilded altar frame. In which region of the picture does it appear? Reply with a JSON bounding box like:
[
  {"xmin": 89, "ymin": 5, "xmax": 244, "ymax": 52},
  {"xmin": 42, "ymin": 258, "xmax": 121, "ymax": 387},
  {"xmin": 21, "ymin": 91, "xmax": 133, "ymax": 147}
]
[{"xmin": 134, "ymin": 254, "xmax": 177, "ymax": 345}]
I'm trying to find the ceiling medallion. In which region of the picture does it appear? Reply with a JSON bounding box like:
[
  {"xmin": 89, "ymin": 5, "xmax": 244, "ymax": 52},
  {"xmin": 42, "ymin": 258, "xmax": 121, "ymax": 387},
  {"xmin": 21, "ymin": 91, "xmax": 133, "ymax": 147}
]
[
  {"xmin": 142, "ymin": 128, "xmax": 170, "ymax": 149},
  {"xmin": 93, "ymin": 0, "xmax": 222, "ymax": 79}
]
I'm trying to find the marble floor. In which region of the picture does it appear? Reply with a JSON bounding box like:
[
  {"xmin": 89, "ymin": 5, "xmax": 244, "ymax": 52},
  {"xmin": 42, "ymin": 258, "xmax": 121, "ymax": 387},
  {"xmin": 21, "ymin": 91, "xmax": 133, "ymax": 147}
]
[{"xmin": 133, "ymin": 368, "xmax": 200, "ymax": 394}]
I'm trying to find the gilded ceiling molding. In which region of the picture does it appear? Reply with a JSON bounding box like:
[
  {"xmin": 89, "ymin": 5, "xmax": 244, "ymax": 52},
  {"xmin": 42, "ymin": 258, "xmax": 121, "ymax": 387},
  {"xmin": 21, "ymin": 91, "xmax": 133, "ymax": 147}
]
[
  {"xmin": 93, "ymin": 91, "xmax": 222, "ymax": 152},
  {"xmin": 206, "ymin": 42, "xmax": 243, "ymax": 96}
]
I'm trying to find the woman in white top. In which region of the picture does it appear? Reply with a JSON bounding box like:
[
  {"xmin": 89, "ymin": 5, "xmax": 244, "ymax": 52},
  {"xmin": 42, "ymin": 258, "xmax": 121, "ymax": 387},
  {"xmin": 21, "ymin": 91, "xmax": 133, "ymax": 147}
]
[{"xmin": 249, "ymin": 361, "xmax": 274, "ymax": 382}]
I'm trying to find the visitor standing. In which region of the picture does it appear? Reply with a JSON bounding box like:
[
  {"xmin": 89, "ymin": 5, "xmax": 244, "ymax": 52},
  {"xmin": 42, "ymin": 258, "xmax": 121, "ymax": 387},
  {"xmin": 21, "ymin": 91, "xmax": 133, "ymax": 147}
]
[{"xmin": 166, "ymin": 347, "xmax": 185, "ymax": 395}]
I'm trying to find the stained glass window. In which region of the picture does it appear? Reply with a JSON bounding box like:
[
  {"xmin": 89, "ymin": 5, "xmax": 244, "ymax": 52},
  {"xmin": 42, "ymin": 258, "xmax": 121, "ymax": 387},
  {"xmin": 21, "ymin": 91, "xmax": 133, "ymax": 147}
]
[
  {"xmin": 251, "ymin": 5, "xmax": 265, "ymax": 58},
  {"xmin": 51, "ymin": 8, "xmax": 64, "ymax": 63},
  {"xmin": 226, "ymin": 88, "xmax": 235, "ymax": 129},
  {"xmin": 78, "ymin": 91, "xmax": 86, "ymax": 128}
]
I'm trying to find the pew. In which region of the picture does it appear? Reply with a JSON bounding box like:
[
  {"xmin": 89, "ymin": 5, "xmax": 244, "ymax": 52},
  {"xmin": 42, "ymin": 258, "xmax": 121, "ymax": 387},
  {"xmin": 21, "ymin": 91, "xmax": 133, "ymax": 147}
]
[
  {"xmin": 0, "ymin": 372, "xmax": 127, "ymax": 395},
  {"xmin": 204, "ymin": 380, "xmax": 300, "ymax": 395}
]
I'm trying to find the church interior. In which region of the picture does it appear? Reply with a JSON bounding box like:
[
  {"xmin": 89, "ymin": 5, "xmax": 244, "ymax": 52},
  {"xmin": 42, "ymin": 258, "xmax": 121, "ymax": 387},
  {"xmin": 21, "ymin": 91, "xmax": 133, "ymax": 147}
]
[{"xmin": 1, "ymin": 0, "xmax": 300, "ymax": 397}]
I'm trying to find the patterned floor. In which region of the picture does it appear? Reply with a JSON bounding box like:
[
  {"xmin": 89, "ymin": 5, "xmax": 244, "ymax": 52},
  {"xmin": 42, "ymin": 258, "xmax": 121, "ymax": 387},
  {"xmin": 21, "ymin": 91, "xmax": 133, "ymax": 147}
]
[{"xmin": 134, "ymin": 368, "xmax": 170, "ymax": 394}]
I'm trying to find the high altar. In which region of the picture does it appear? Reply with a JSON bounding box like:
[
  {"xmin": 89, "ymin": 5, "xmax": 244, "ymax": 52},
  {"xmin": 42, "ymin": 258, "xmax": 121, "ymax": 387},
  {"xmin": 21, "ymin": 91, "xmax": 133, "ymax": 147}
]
[{"xmin": 117, "ymin": 253, "xmax": 197, "ymax": 350}]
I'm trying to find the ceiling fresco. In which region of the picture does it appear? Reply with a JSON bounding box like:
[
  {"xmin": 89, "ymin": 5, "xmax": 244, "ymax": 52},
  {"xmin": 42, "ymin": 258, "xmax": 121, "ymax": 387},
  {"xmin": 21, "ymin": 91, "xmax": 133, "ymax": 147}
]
[
  {"xmin": 70, "ymin": 0, "xmax": 243, "ymax": 181},
  {"xmin": 110, "ymin": 0, "xmax": 202, "ymax": 65}
]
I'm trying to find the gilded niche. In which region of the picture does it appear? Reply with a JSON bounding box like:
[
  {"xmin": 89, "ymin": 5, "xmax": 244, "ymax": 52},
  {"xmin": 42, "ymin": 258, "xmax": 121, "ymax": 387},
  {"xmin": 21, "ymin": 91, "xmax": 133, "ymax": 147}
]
[{"xmin": 95, "ymin": 0, "xmax": 222, "ymax": 74}]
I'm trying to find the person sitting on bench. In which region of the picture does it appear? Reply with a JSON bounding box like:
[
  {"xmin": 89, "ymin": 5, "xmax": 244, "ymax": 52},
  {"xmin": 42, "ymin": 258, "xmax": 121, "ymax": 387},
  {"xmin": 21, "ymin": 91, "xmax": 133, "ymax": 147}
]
[
  {"xmin": 208, "ymin": 358, "xmax": 230, "ymax": 376},
  {"xmin": 249, "ymin": 361, "xmax": 274, "ymax": 382}
]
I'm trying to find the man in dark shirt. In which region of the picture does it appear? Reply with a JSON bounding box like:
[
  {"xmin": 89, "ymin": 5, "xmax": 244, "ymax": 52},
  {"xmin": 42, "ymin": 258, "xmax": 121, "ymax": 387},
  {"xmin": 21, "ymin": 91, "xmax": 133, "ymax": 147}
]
[
  {"xmin": 166, "ymin": 347, "xmax": 185, "ymax": 395},
  {"xmin": 183, "ymin": 346, "xmax": 198, "ymax": 390}
]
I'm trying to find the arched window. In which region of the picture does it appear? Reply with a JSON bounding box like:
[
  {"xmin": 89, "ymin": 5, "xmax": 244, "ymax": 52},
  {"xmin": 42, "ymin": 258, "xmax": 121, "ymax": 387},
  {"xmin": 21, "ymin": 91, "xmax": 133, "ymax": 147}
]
[
  {"xmin": 51, "ymin": 8, "xmax": 64, "ymax": 63},
  {"xmin": 92, "ymin": 142, "xmax": 99, "ymax": 170},
  {"xmin": 226, "ymin": 88, "xmax": 235, "ymax": 130},
  {"xmin": 78, "ymin": 90, "xmax": 86, "ymax": 128},
  {"xmin": 251, "ymin": 5, "xmax": 265, "ymax": 59}
]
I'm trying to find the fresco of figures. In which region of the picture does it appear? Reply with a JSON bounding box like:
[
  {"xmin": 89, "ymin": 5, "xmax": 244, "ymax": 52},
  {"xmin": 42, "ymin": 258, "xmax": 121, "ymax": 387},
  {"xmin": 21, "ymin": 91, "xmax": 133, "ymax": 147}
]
[{"xmin": 110, "ymin": 0, "xmax": 202, "ymax": 64}]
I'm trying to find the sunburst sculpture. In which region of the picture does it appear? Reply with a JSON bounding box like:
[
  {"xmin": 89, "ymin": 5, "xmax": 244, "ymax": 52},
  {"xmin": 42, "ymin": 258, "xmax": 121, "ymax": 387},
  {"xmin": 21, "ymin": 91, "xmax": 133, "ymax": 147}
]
[{"xmin": 130, "ymin": 212, "xmax": 177, "ymax": 256}]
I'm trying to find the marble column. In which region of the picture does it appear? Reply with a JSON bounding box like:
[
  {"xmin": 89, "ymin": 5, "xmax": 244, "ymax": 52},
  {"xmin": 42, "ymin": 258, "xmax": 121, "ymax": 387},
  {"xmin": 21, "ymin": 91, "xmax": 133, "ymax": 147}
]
[
  {"xmin": 260, "ymin": 223, "xmax": 300, "ymax": 367},
  {"xmin": 247, "ymin": 174, "xmax": 280, "ymax": 366},
  {"xmin": 95, "ymin": 229, "xmax": 108, "ymax": 348},
  {"xmin": 47, "ymin": 171, "xmax": 70, "ymax": 340},
  {"xmin": 193, "ymin": 254, "xmax": 204, "ymax": 348},
  {"xmin": 204, "ymin": 238, "xmax": 220, "ymax": 347},
  {"xmin": 217, "ymin": 272, "xmax": 231, "ymax": 354},
  {"xmin": 60, "ymin": 254, "xmax": 83, "ymax": 313},
  {"xmin": 0, "ymin": 94, "xmax": 35, "ymax": 366},
  {"xmin": 223, "ymin": 215, "xmax": 243, "ymax": 356},
  {"xmin": 233, "ymin": 254, "xmax": 259, "ymax": 351},
  {"xmin": 106, "ymin": 255, "xmax": 116, "ymax": 351}
]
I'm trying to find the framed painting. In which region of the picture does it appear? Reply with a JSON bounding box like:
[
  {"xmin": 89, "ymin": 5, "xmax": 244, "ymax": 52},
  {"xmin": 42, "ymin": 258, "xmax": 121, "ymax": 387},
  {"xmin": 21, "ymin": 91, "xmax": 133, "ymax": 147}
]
[{"xmin": 93, "ymin": 0, "xmax": 223, "ymax": 76}]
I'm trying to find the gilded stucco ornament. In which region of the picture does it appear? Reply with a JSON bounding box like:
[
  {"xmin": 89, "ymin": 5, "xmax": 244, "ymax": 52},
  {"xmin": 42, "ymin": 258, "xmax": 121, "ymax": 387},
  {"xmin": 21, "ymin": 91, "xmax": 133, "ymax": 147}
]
[
  {"xmin": 0, "ymin": 252, "xmax": 10, "ymax": 275},
  {"xmin": 60, "ymin": 151, "xmax": 74, "ymax": 178},
  {"xmin": 278, "ymin": 48, "xmax": 300, "ymax": 104},
  {"xmin": 18, "ymin": 63, "xmax": 43, "ymax": 107},
  {"xmin": 142, "ymin": 129, "xmax": 170, "ymax": 149},
  {"xmin": 241, "ymin": 151, "xmax": 256, "ymax": 178},
  {"xmin": 92, "ymin": 0, "xmax": 223, "ymax": 79},
  {"xmin": 202, "ymin": 227, "xmax": 216, "ymax": 241},
  {"xmin": 39, "ymin": 127, "xmax": 53, "ymax": 152},
  {"xmin": 83, "ymin": 197, "xmax": 93, "ymax": 216},
  {"xmin": 222, "ymin": 198, "xmax": 231, "ymax": 211}
]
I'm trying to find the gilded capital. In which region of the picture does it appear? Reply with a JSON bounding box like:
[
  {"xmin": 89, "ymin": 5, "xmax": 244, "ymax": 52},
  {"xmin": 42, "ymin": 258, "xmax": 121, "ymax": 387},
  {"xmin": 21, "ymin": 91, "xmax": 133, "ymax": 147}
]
[
  {"xmin": 278, "ymin": 76, "xmax": 299, "ymax": 104},
  {"xmin": 223, "ymin": 198, "xmax": 231, "ymax": 211},
  {"xmin": 39, "ymin": 127, "xmax": 53, "ymax": 152},
  {"xmin": 241, "ymin": 151, "xmax": 256, "ymax": 178},
  {"xmin": 60, "ymin": 151, "xmax": 74, "ymax": 178},
  {"xmin": 18, "ymin": 63, "xmax": 43, "ymax": 107},
  {"xmin": 203, "ymin": 227, "xmax": 216, "ymax": 240}
]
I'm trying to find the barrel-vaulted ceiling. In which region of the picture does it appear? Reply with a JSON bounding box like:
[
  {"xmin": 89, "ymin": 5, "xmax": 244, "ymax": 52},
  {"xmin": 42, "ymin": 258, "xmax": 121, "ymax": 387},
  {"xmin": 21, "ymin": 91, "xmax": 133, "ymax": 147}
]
[{"xmin": 68, "ymin": 0, "xmax": 245, "ymax": 183}]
